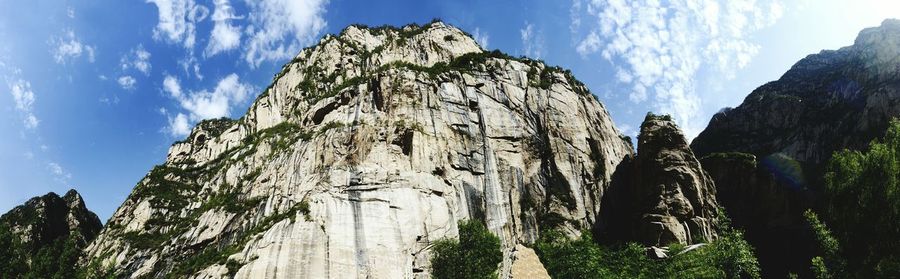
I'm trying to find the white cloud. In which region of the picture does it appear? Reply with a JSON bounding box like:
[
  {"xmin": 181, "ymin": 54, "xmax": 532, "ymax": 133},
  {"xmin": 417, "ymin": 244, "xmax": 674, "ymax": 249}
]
[
  {"xmin": 473, "ymin": 27, "xmax": 490, "ymax": 49},
  {"xmin": 520, "ymin": 22, "xmax": 544, "ymax": 58},
  {"xmin": 166, "ymin": 112, "xmax": 192, "ymax": 136},
  {"xmin": 146, "ymin": 0, "xmax": 208, "ymax": 49},
  {"xmin": 8, "ymin": 79, "xmax": 39, "ymax": 129},
  {"xmin": 50, "ymin": 29, "xmax": 95, "ymax": 64},
  {"xmin": 178, "ymin": 73, "xmax": 251, "ymax": 120},
  {"xmin": 205, "ymin": 0, "xmax": 243, "ymax": 57},
  {"xmin": 571, "ymin": 0, "xmax": 783, "ymax": 136},
  {"xmin": 576, "ymin": 31, "xmax": 601, "ymax": 57},
  {"xmin": 118, "ymin": 75, "xmax": 137, "ymax": 90},
  {"xmin": 163, "ymin": 75, "xmax": 182, "ymax": 98},
  {"xmin": 243, "ymin": 0, "xmax": 328, "ymax": 68},
  {"xmin": 67, "ymin": 7, "xmax": 75, "ymax": 19},
  {"xmin": 162, "ymin": 73, "xmax": 252, "ymax": 136},
  {"xmin": 121, "ymin": 45, "xmax": 152, "ymax": 75},
  {"xmin": 99, "ymin": 95, "xmax": 120, "ymax": 105},
  {"xmin": 47, "ymin": 162, "xmax": 72, "ymax": 184}
]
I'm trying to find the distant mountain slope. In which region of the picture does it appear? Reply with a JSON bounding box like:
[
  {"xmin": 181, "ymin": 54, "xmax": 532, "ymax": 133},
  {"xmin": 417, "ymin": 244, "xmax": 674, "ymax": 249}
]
[
  {"xmin": 0, "ymin": 190, "xmax": 102, "ymax": 278},
  {"xmin": 693, "ymin": 19, "xmax": 900, "ymax": 167},
  {"xmin": 83, "ymin": 21, "xmax": 634, "ymax": 278}
]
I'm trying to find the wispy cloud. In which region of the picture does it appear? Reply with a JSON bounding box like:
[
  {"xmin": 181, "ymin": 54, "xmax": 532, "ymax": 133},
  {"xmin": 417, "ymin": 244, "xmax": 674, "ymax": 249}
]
[
  {"xmin": 50, "ymin": 29, "xmax": 95, "ymax": 64},
  {"xmin": 205, "ymin": 0, "xmax": 243, "ymax": 57},
  {"xmin": 117, "ymin": 75, "xmax": 137, "ymax": 90},
  {"xmin": 47, "ymin": 162, "xmax": 72, "ymax": 184},
  {"xmin": 8, "ymin": 79, "xmax": 39, "ymax": 129},
  {"xmin": 146, "ymin": 0, "xmax": 208, "ymax": 49},
  {"xmin": 473, "ymin": 27, "xmax": 490, "ymax": 49},
  {"xmin": 161, "ymin": 73, "xmax": 253, "ymax": 136},
  {"xmin": 243, "ymin": 0, "xmax": 328, "ymax": 68},
  {"xmin": 520, "ymin": 22, "xmax": 543, "ymax": 58},
  {"xmin": 120, "ymin": 44, "xmax": 152, "ymax": 76},
  {"xmin": 571, "ymin": 0, "xmax": 783, "ymax": 136}
]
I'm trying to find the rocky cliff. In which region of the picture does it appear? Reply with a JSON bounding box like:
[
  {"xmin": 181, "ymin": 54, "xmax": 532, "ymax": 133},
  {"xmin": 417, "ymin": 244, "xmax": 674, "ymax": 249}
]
[
  {"xmin": 598, "ymin": 114, "xmax": 719, "ymax": 247},
  {"xmin": 0, "ymin": 189, "xmax": 102, "ymax": 276},
  {"xmin": 82, "ymin": 21, "xmax": 633, "ymax": 278},
  {"xmin": 691, "ymin": 19, "xmax": 900, "ymax": 277}
]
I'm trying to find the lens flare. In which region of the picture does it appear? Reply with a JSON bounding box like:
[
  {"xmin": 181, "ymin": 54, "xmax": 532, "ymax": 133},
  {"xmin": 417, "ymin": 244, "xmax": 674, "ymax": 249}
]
[{"xmin": 761, "ymin": 153, "xmax": 806, "ymax": 190}]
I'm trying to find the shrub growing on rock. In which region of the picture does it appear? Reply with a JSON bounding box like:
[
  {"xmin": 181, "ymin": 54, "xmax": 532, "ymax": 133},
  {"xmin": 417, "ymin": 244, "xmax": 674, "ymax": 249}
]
[{"xmin": 430, "ymin": 220, "xmax": 502, "ymax": 279}]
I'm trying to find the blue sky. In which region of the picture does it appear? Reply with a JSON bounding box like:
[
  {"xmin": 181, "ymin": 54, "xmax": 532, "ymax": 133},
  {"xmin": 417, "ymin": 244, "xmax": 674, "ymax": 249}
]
[{"xmin": 0, "ymin": 0, "xmax": 897, "ymax": 221}]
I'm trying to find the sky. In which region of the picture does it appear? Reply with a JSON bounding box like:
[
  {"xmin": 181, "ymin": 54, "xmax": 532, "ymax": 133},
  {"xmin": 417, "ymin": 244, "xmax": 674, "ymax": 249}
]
[{"xmin": 0, "ymin": 0, "xmax": 898, "ymax": 221}]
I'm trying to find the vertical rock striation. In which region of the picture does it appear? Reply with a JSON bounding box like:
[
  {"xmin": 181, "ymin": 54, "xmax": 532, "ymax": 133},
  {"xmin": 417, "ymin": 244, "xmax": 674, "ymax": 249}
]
[{"xmin": 83, "ymin": 21, "xmax": 632, "ymax": 278}]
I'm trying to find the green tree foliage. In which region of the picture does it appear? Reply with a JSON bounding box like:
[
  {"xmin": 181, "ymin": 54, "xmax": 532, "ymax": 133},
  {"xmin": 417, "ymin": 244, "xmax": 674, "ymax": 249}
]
[
  {"xmin": 535, "ymin": 222, "xmax": 760, "ymax": 278},
  {"xmin": 0, "ymin": 225, "xmax": 27, "ymax": 278},
  {"xmin": 0, "ymin": 223, "xmax": 102, "ymax": 279},
  {"xmin": 430, "ymin": 220, "xmax": 503, "ymax": 279},
  {"xmin": 803, "ymin": 209, "xmax": 844, "ymax": 278},
  {"xmin": 824, "ymin": 119, "xmax": 900, "ymax": 277}
]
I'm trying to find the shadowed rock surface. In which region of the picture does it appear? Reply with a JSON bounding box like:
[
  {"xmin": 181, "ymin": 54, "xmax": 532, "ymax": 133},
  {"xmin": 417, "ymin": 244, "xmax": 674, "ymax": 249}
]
[
  {"xmin": 699, "ymin": 153, "xmax": 813, "ymax": 278},
  {"xmin": 598, "ymin": 114, "xmax": 719, "ymax": 247}
]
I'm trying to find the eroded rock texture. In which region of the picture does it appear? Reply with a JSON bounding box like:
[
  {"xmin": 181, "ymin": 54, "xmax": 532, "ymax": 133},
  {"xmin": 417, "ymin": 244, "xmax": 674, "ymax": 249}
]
[
  {"xmin": 598, "ymin": 114, "xmax": 718, "ymax": 247},
  {"xmin": 82, "ymin": 22, "xmax": 632, "ymax": 278}
]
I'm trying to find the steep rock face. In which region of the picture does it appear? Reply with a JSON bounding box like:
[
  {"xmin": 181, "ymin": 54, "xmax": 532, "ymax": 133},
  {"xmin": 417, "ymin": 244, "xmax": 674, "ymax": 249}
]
[
  {"xmin": 83, "ymin": 22, "xmax": 632, "ymax": 278},
  {"xmin": 598, "ymin": 114, "xmax": 718, "ymax": 246},
  {"xmin": 0, "ymin": 189, "xmax": 103, "ymax": 261}
]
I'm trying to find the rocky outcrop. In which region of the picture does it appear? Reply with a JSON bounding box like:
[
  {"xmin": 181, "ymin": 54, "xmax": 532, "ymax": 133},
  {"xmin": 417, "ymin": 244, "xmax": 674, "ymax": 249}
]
[
  {"xmin": 83, "ymin": 21, "xmax": 632, "ymax": 278},
  {"xmin": 598, "ymin": 114, "xmax": 719, "ymax": 246},
  {"xmin": 0, "ymin": 190, "xmax": 103, "ymax": 278},
  {"xmin": 0, "ymin": 189, "xmax": 103, "ymax": 261},
  {"xmin": 690, "ymin": 19, "xmax": 900, "ymax": 277}
]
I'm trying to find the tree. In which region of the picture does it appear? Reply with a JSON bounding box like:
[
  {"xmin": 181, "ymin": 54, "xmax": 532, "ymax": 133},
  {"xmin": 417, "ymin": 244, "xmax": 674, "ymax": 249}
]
[
  {"xmin": 431, "ymin": 220, "xmax": 503, "ymax": 279},
  {"xmin": 0, "ymin": 225, "xmax": 26, "ymax": 278},
  {"xmin": 824, "ymin": 119, "xmax": 900, "ymax": 277},
  {"xmin": 802, "ymin": 209, "xmax": 843, "ymax": 278}
]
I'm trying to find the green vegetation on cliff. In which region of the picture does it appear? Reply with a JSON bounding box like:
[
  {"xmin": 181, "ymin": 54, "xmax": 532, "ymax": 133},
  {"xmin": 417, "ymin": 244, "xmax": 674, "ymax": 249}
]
[{"xmin": 430, "ymin": 220, "xmax": 503, "ymax": 279}]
